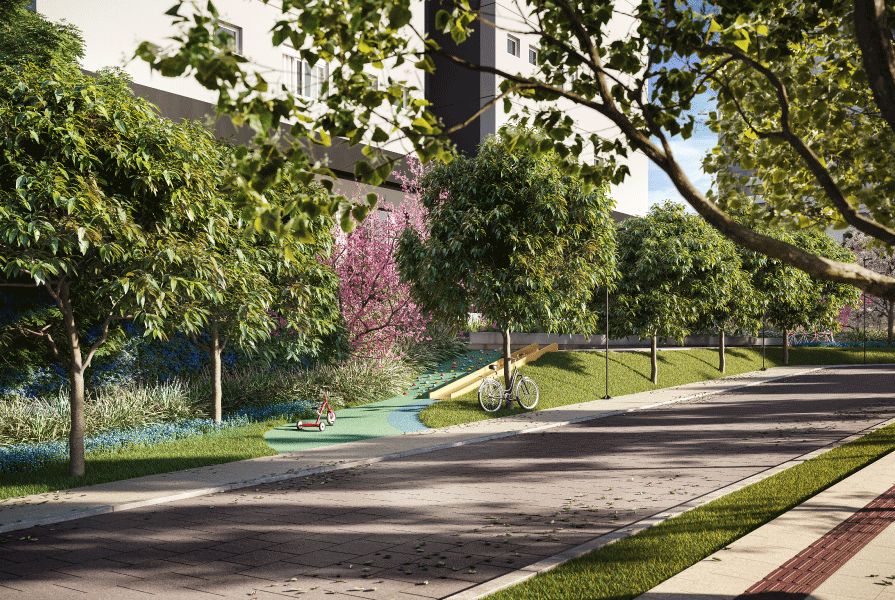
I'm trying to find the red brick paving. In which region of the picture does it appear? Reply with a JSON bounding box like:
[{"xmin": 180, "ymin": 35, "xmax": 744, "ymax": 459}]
[{"xmin": 737, "ymin": 482, "xmax": 895, "ymax": 599}]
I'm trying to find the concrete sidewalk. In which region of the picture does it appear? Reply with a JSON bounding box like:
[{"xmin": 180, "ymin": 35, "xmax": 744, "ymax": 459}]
[
  {"xmin": 0, "ymin": 365, "xmax": 824, "ymax": 534},
  {"xmin": 638, "ymin": 446, "xmax": 895, "ymax": 600}
]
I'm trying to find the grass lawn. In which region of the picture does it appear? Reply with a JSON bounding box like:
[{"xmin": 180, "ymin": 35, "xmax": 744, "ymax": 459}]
[
  {"xmin": 0, "ymin": 419, "xmax": 283, "ymax": 500},
  {"xmin": 419, "ymin": 346, "xmax": 895, "ymax": 429},
  {"xmin": 484, "ymin": 422, "xmax": 895, "ymax": 600}
]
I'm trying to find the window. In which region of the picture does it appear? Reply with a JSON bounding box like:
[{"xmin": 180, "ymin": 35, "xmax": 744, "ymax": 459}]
[
  {"xmin": 24, "ymin": 0, "xmax": 35, "ymax": 11},
  {"xmin": 284, "ymin": 55, "xmax": 329, "ymax": 99},
  {"xmin": 391, "ymin": 84, "xmax": 409, "ymax": 110},
  {"xmin": 507, "ymin": 35, "xmax": 520, "ymax": 57},
  {"xmin": 528, "ymin": 46, "xmax": 538, "ymax": 65},
  {"xmin": 215, "ymin": 23, "xmax": 242, "ymax": 55}
]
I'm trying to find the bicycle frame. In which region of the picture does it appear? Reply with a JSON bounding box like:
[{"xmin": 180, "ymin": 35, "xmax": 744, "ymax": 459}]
[{"xmin": 487, "ymin": 359, "xmax": 521, "ymax": 398}]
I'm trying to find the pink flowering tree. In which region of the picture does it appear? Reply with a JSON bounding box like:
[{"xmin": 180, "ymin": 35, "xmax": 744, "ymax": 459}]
[
  {"xmin": 842, "ymin": 230, "xmax": 895, "ymax": 345},
  {"xmin": 329, "ymin": 157, "xmax": 430, "ymax": 359}
]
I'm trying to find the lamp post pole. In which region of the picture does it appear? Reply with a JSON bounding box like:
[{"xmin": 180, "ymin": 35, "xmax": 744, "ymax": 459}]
[
  {"xmin": 864, "ymin": 257, "xmax": 868, "ymax": 365},
  {"xmin": 761, "ymin": 311, "xmax": 767, "ymax": 371},
  {"xmin": 603, "ymin": 287, "xmax": 611, "ymax": 400}
]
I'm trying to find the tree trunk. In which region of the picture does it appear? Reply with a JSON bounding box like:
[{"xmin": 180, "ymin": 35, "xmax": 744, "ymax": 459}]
[
  {"xmin": 650, "ymin": 333, "xmax": 658, "ymax": 385},
  {"xmin": 210, "ymin": 326, "xmax": 223, "ymax": 424},
  {"xmin": 719, "ymin": 328, "xmax": 726, "ymax": 374},
  {"xmin": 502, "ymin": 327, "xmax": 513, "ymax": 409},
  {"xmin": 783, "ymin": 329, "xmax": 789, "ymax": 365},
  {"xmin": 888, "ymin": 302, "xmax": 894, "ymax": 346},
  {"xmin": 59, "ymin": 282, "xmax": 86, "ymax": 477},
  {"xmin": 68, "ymin": 366, "xmax": 86, "ymax": 477}
]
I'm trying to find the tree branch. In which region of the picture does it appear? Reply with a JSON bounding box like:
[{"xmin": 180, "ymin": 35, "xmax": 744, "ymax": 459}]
[
  {"xmin": 17, "ymin": 324, "xmax": 70, "ymax": 370},
  {"xmin": 83, "ymin": 300, "xmax": 134, "ymax": 368},
  {"xmin": 189, "ymin": 332, "xmax": 211, "ymax": 353},
  {"xmin": 700, "ymin": 43, "xmax": 895, "ymax": 246},
  {"xmin": 854, "ymin": 0, "xmax": 895, "ymax": 134}
]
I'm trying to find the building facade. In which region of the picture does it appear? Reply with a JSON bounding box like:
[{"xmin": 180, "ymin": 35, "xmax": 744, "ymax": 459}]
[{"xmin": 31, "ymin": 0, "xmax": 647, "ymax": 215}]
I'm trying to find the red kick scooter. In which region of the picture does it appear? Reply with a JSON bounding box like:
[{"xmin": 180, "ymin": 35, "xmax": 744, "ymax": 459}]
[{"xmin": 296, "ymin": 393, "xmax": 336, "ymax": 431}]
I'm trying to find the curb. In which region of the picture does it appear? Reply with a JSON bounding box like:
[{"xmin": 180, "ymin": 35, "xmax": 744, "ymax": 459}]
[{"xmin": 0, "ymin": 365, "xmax": 849, "ymax": 535}]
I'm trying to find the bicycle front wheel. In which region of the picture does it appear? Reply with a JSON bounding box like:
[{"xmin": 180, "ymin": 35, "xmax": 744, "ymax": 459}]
[
  {"xmin": 515, "ymin": 376, "xmax": 539, "ymax": 409},
  {"xmin": 478, "ymin": 378, "xmax": 504, "ymax": 412}
]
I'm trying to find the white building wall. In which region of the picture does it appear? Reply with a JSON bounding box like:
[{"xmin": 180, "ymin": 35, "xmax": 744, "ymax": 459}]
[
  {"xmin": 487, "ymin": 0, "xmax": 649, "ymax": 216},
  {"xmin": 33, "ymin": 0, "xmax": 647, "ymax": 214}
]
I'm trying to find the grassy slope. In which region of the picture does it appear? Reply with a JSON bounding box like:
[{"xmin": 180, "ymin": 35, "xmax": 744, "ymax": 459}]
[{"xmin": 419, "ymin": 346, "xmax": 895, "ymax": 429}]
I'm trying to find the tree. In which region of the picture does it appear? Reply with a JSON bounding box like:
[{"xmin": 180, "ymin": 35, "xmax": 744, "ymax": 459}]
[
  {"xmin": 396, "ymin": 135, "xmax": 617, "ymax": 403},
  {"xmin": 170, "ymin": 186, "xmax": 342, "ymax": 423},
  {"xmin": 0, "ymin": 0, "xmax": 84, "ymax": 69},
  {"xmin": 741, "ymin": 226, "xmax": 861, "ymax": 364},
  {"xmin": 704, "ymin": 7, "xmax": 895, "ymax": 238},
  {"xmin": 841, "ymin": 230, "xmax": 895, "ymax": 343},
  {"xmin": 329, "ymin": 158, "xmax": 430, "ymax": 360},
  {"xmin": 692, "ymin": 266, "xmax": 760, "ymax": 374},
  {"xmin": 596, "ymin": 202, "xmax": 742, "ymax": 384},
  {"xmin": 0, "ymin": 64, "xmax": 229, "ymax": 476},
  {"xmin": 136, "ymin": 0, "xmax": 895, "ymax": 299}
]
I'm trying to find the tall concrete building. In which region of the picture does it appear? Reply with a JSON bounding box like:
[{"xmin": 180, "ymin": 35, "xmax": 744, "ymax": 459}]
[{"xmin": 30, "ymin": 0, "xmax": 648, "ymax": 216}]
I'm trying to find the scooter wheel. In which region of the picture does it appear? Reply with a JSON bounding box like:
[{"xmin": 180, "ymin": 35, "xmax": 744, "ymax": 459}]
[
  {"xmin": 295, "ymin": 423, "xmax": 302, "ymax": 430},
  {"xmin": 319, "ymin": 422, "xmax": 326, "ymax": 432},
  {"xmin": 327, "ymin": 411, "xmax": 336, "ymax": 426}
]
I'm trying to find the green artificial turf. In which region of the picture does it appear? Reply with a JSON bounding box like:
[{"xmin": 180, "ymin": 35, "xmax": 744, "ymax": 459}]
[
  {"xmin": 484, "ymin": 423, "xmax": 895, "ymax": 600},
  {"xmin": 419, "ymin": 346, "xmax": 895, "ymax": 429},
  {"xmin": 0, "ymin": 419, "xmax": 283, "ymax": 500}
]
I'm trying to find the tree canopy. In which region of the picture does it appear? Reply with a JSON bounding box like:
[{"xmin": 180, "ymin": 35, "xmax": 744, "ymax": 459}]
[
  {"xmin": 170, "ymin": 182, "xmax": 342, "ymax": 423},
  {"xmin": 596, "ymin": 201, "xmax": 743, "ymax": 383},
  {"xmin": 136, "ymin": 0, "xmax": 895, "ymax": 298},
  {"xmin": 1, "ymin": 63, "xmax": 237, "ymax": 476},
  {"xmin": 0, "ymin": 0, "xmax": 84, "ymax": 69},
  {"xmin": 396, "ymin": 135, "xmax": 616, "ymax": 392},
  {"xmin": 740, "ymin": 224, "xmax": 860, "ymax": 363}
]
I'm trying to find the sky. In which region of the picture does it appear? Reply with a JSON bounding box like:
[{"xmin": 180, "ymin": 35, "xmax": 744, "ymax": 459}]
[
  {"xmin": 647, "ymin": 130, "xmax": 717, "ymax": 209},
  {"xmin": 646, "ymin": 0, "xmax": 719, "ymax": 211}
]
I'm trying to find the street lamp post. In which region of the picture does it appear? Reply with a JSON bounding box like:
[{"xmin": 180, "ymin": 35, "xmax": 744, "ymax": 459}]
[
  {"xmin": 761, "ymin": 312, "xmax": 767, "ymax": 371},
  {"xmin": 602, "ymin": 287, "xmax": 611, "ymax": 399},
  {"xmin": 864, "ymin": 257, "xmax": 868, "ymax": 365}
]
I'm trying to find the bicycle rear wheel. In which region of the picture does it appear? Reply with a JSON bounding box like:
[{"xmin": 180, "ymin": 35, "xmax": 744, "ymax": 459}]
[
  {"xmin": 478, "ymin": 378, "xmax": 504, "ymax": 412},
  {"xmin": 515, "ymin": 376, "xmax": 539, "ymax": 409}
]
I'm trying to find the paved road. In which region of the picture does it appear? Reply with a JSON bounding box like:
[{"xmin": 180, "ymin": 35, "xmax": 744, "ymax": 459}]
[{"xmin": 1, "ymin": 366, "xmax": 893, "ymax": 600}]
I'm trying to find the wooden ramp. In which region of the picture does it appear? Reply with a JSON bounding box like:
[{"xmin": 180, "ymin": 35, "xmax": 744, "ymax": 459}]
[{"xmin": 429, "ymin": 343, "xmax": 558, "ymax": 400}]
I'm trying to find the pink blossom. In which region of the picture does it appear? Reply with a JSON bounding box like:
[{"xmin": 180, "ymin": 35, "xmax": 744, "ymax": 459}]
[{"xmin": 327, "ymin": 156, "xmax": 432, "ymax": 359}]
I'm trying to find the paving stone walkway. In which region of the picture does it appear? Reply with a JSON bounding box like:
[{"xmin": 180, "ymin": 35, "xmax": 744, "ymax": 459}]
[{"xmin": 0, "ymin": 365, "xmax": 893, "ymax": 600}]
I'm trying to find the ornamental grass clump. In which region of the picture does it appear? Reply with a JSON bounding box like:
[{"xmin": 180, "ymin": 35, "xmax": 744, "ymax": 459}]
[
  {"xmin": 0, "ymin": 399, "xmax": 316, "ymax": 474},
  {"xmin": 0, "ymin": 379, "xmax": 202, "ymax": 446}
]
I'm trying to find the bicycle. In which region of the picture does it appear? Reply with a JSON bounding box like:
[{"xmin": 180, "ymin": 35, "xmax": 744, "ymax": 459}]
[{"xmin": 478, "ymin": 357, "xmax": 539, "ymax": 412}]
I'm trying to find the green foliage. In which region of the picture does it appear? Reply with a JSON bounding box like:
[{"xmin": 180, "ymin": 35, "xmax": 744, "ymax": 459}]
[
  {"xmin": 704, "ymin": 4, "xmax": 895, "ymax": 233},
  {"xmin": 0, "ymin": 61, "xmax": 248, "ymax": 475},
  {"xmin": 743, "ymin": 226, "xmax": 861, "ymax": 332},
  {"xmin": 0, "ymin": 379, "xmax": 202, "ymax": 446},
  {"xmin": 0, "ymin": 0, "xmax": 84, "ymax": 69},
  {"xmin": 0, "ymin": 63, "xmax": 231, "ymax": 338},
  {"xmin": 396, "ymin": 135, "xmax": 617, "ymax": 337},
  {"xmin": 598, "ymin": 202, "xmax": 744, "ymax": 342},
  {"xmin": 134, "ymin": 0, "xmax": 895, "ymax": 298}
]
